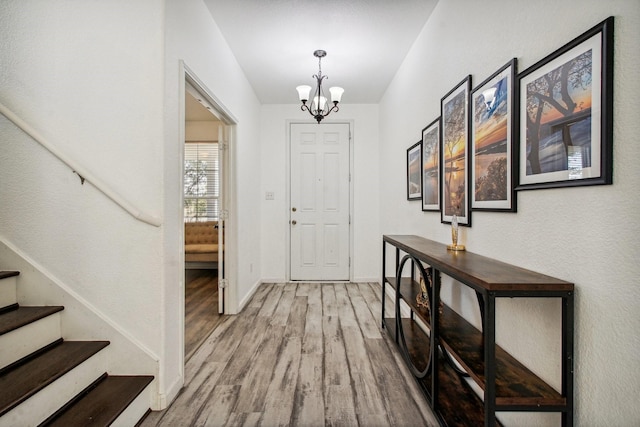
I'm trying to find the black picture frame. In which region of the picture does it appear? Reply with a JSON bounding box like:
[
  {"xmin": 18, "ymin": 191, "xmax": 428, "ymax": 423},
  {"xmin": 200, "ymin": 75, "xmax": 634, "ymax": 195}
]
[
  {"xmin": 421, "ymin": 118, "xmax": 441, "ymax": 211},
  {"xmin": 441, "ymin": 75, "xmax": 471, "ymax": 226},
  {"xmin": 471, "ymin": 58, "xmax": 518, "ymax": 212},
  {"xmin": 516, "ymin": 16, "xmax": 614, "ymax": 190},
  {"xmin": 407, "ymin": 141, "xmax": 422, "ymax": 200}
]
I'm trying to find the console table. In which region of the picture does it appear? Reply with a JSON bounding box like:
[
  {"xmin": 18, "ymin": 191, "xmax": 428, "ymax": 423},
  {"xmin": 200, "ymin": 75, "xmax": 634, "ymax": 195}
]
[{"xmin": 381, "ymin": 235, "xmax": 574, "ymax": 427}]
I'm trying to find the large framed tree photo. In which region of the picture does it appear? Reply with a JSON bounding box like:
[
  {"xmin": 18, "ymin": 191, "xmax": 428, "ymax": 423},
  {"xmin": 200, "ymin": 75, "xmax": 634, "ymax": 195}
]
[
  {"xmin": 441, "ymin": 75, "xmax": 471, "ymax": 226},
  {"xmin": 517, "ymin": 17, "xmax": 614, "ymax": 190}
]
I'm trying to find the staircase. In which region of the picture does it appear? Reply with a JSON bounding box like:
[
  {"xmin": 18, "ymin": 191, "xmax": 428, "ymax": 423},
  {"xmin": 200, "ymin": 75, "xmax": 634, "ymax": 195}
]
[{"xmin": 0, "ymin": 271, "xmax": 154, "ymax": 426}]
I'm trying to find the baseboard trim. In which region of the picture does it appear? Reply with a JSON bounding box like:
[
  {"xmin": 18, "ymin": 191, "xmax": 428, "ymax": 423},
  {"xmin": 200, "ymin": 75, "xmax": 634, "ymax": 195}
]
[
  {"xmin": 259, "ymin": 278, "xmax": 287, "ymax": 284},
  {"xmin": 153, "ymin": 375, "xmax": 181, "ymax": 410},
  {"xmin": 237, "ymin": 279, "xmax": 262, "ymax": 313},
  {"xmin": 352, "ymin": 277, "xmax": 380, "ymax": 283}
]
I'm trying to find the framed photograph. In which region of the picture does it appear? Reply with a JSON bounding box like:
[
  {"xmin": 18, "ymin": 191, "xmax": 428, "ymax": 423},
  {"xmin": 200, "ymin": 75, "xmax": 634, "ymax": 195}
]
[
  {"xmin": 407, "ymin": 141, "xmax": 422, "ymax": 200},
  {"xmin": 471, "ymin": 59, "xmax": 517, "ymax": 212},
  {"xmin": 517, "ymin": 16, "xmax": 614, "ymax": 190},
  {"xmin": 441, "ymin": 75, "xmax": 471, "ymax": 225},
  {"xmin": 422, "ymin": 118, "xmax": 441, "ymax": 211}
]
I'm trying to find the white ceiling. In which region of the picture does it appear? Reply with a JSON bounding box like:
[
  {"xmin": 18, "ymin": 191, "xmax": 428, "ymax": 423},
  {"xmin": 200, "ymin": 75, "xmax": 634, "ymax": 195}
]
[{"xmin": 202, "ymin": 0, "xmax": 438, "ymax": 104}]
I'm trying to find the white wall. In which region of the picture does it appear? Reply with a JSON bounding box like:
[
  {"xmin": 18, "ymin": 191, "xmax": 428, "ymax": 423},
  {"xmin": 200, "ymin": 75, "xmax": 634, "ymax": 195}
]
[
  {"xmin": 379, "ymin": 1, "xmax": 640, "ymax": 425},
  {"xmin": 163, "ymin": 0, "xmax": 263, "ymax": 403},
  {"xmin": 0, "ymin": 0, "xmax": 165, "ymax": 396},
  {"xmin": 0, "ymin": 0, "xmax": 263, "ymax": 409},
  {"xmin": 259, "ymin": 104, "xmax": 380, "ymax": 283}
]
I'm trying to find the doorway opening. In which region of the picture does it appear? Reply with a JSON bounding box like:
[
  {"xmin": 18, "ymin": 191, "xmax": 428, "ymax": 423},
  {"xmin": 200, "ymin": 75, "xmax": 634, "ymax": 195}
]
[{"xmin": 182, "ymin": 71, "xmax": 235, "ymax": 362}]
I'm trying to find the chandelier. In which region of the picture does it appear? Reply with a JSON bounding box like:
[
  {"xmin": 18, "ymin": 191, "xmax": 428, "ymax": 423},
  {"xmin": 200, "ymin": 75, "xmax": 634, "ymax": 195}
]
[{"xmin": 296, "ymin": 50, "xmax": 344, "ymax": 123}]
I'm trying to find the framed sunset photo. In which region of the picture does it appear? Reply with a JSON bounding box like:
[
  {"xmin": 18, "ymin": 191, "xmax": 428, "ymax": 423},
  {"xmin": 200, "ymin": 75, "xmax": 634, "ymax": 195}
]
[
  {"xmin": 407, "ymin": 141, "xmax": 422, "ymax": 200},
  {"xmin": 421, "ymin": 118, "xmax": 440, "ymax": 211},
  {"xmin": 441, "ymin": 76, "xmax": 471, "ymax": 226},
  {"xmin": 471, "ymin": 59, "xmax": 517, "ymax": 211}
]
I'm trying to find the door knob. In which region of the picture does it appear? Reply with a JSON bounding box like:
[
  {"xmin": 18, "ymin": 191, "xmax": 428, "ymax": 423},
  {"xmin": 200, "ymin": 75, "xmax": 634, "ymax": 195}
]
[
  {"xmin": 292, "ymin": 207, "xmax": 297, "ymax": 212},
  {"xmin": 291, "ymin": 220, "xmax": 297, "ymax": 225}
]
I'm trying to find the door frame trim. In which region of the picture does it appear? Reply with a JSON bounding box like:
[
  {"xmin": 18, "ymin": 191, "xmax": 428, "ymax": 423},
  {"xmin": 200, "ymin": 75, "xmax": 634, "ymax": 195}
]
[
  {"xmin": 285, "ymin": 119, "xmax": 354, "ymax": 282},
  {"xmin": 179, "ymin": 62, "xmax": 238, "ymax": 376}
]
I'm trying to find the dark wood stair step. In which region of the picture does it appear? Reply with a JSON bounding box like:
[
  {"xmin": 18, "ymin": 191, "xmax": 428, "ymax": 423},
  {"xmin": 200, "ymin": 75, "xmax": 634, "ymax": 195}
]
[
  {"xmin": 0, "ymin": 271, "xmax": 20, "ymax": 280},
  {"xmin": 40, "ymin": 375, "xmax": 154, "ymax": 427},
  {"xmin": 0, "ymin": 340, "xmax": 109, "ymax": 416},
  {"xmin": 0, "ymin": 305, "xmax": 64, "ymax": 336},
  {"xmin": 0, "ymin": 303, "xmax": 18, "ymax": 315}
]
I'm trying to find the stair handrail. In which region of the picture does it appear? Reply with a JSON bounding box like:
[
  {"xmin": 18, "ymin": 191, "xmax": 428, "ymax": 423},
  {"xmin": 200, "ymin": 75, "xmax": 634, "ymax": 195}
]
[{"xmin": 0, "ymin": 102, "xmax": 162, "ymax": 227}]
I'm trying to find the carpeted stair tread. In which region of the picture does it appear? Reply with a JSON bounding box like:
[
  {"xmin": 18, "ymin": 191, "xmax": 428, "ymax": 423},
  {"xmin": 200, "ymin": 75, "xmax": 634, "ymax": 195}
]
[
  {"xmin": 0, "ymin": 305, "xmax": 64, "ymax": 336},
  {"xmin": 0, "ymin": 340, "xmax": 109, "ymax": 416},
  {"xmin": 40, "ymin": 375, "xmax": 154, "ymax": 427}
]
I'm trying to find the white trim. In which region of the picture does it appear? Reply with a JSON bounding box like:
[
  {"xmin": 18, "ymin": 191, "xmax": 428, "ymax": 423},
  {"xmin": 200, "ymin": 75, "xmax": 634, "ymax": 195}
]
[
  {"xmin": 183, "ymin": 64, "xmax": 238, "ymax": 125},
  {"xmin": 286, "ymin": 280, "xmax": 351, "ymax": 285},
  {"xmin": 223, "ymin": 125, "xmax": 238, "ymax": 313},
  {"xmin": 178, "ymin": 60, "xmax": 239, "ymax": 352},
  {"xmin": 260, "ymin": 277, "xmax": 287, "ymax": 284},
  {"xmin": 285, "ymin": 121, "xmax": 293, "ymax": 281},
  {"xmin": 176, "ymin": 60, "xmax": 188, "ymax": 392},
  {"xmin": 154, "ymin": 375, "xmax": 182, "ymax": 410},
  {"xmin": 237, "ymin": 279, "xmax": 262, "ymax": 312},
  {"xmin": 181, "ymin": 63, "xmax": 238, "ymax": 315},
  {"xmin": 352, "ymin": 277, "xmax": 380, "ymax": 283},
  {"xmin": 0, "ymin": 102, "xmax": 161, "ymax": 227},
  {"xmin": 348, "ymin": 120, "xmax": 355, "ymax": 282}
]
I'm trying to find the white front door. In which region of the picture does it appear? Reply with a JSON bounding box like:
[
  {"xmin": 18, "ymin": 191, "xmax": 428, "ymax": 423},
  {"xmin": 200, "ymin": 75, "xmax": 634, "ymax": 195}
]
[{"xmin": 290, "ymin": 123, "xmax": 350, "ymax": 281}]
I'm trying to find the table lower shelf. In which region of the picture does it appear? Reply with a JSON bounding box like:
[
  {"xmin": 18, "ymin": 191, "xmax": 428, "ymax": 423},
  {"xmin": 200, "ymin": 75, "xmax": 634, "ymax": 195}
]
[
  {"xmin": 384, "ymin": 317, "xmax": 502, "ymax": 427},
  {"xmin": 386, "ymin": 277, "xmax": 567, "ymax": 410}
]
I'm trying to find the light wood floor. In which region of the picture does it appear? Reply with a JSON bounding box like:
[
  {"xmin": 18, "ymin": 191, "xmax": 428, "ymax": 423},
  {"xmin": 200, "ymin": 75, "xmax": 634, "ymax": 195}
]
[
  {"xmin": 185, "ymin": 270, "xmax": 225, "ymax": 361},
  {"xmin": 143, "ymin": 282, "xmax": 438, "ymax": 427}
]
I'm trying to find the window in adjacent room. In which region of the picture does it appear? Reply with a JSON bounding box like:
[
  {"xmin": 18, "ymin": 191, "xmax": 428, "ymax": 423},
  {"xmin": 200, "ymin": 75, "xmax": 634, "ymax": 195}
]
[{"xmin": 184, "ymin": 142, "xmax": 218, "ymax": 222}]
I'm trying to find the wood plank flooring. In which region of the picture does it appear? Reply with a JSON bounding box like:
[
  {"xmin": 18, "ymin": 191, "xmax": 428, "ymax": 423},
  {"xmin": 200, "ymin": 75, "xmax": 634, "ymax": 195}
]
[
  {"xmin": 143, "ymin": 282, "xmax": 438, "ymax": 427},
  {"xmin": 185, "ymin": 270, "xmax": 225, "ymax": 362}
]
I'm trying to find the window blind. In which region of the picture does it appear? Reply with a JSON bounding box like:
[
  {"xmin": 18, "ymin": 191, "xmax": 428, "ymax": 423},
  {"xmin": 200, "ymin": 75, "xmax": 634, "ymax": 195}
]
[{"xmin": 184, "ymin": 142, "xmax": 219, "ymax": 222}]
